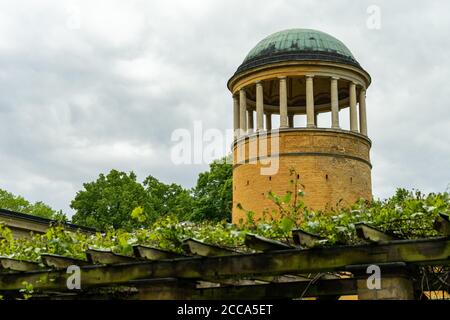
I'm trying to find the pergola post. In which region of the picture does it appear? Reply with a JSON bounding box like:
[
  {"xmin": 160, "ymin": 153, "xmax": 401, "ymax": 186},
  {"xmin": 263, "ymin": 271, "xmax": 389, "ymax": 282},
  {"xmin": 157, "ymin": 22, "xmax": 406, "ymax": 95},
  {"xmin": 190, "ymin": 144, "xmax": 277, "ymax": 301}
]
[{"xmin": 350, "ymin": 264, "xmax": 415, "ymax": 300}]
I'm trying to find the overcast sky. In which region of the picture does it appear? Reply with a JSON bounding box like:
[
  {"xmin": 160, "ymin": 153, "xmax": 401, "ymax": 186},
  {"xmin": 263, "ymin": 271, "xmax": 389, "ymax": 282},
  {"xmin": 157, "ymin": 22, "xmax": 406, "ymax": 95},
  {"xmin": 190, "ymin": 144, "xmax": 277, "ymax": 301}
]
[{"xmin": 0, "ymin": 0, "xmax": 449, "ymax": 216}]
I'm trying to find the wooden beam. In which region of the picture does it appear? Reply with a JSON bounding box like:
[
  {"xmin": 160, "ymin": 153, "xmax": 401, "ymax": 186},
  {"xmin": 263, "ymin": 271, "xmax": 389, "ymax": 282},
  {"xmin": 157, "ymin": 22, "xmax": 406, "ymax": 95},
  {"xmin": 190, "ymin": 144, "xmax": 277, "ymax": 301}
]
[
  {"xmin": 182, "ymin": 239, "xmax": 237, "ymax": 257},
  {"xmin": 355, "ymin": 223, "xmax": 393, "ymax": 242},
  {"xmin": 46, "ymin": 278, "xmax": 356, "ymax": 300},
  {"xmin": 244, "ymin": 234, "xmax": 292, "ymax": 252},
  {"xmin": 292, "ymin": 229, "xmax": 326, "ymax": 248},
  {"xmin": 86, "ymin": 249, "xmax": 137, "ymax": 265},
  {"xmin": 0, "ymin": 257, "xmax": 42, "ymax": 272},
  {"xmin": 1, "ymin": 237, "xmax": 449, "ymax": 291},
  {"xmin": 434, "ymin": 213, "xmax": 450, "ymax": 236},
  {"xmin": 190, "ymin": 278, "xmax": 356, "ymax": 300},
  {"xmin": 133, "ymin": 245, "xmax": 186, "ymax": 260},
  {"xmin": 41, "ymin": 254, "xmax": 88, "ymax": 270}
]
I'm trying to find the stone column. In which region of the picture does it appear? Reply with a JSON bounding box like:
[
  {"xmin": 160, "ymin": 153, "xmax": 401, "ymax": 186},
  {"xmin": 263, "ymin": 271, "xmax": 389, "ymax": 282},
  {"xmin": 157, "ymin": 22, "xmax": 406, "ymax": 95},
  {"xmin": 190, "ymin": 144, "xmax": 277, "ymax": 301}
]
[
  {"xmin": 306, "ymin": 75, "xmax": 315, "ymax": 127},
  {"xmin": 265, "ymin": 113, "xmax": 272, "ymax": 131},
  {"xmin": 331, "ymin": 77, "xmax": 340, "ymax": 129},
  {"xmin": 233, "ymin": 94, "xmax": 240, "ymax": 138},
  {"xmin": 349, "ymin": 264, "xmax": 415, "ymax": 300},
  {"xmin": 359, "ymin": 88, "xmax": 368, "ymax": 136},
  {"xmin": 288, "ymin": 114, "xmax": 294, "ymax": 128},
  {"xmin": 256, "ymin": 81, "xmax": 264, "ymax": 132},
  {"xmin": 239, "ymin": 89, "xmax": 247, "ymax": 134},
  {"xmin": 349, "ymin": 82, "xmax": 358, "ymax": 132},
  {"xmin": 279, "ymin": 77, "xmax": 288, "ymax": 128},
  {"xmin": 247, "ymin": 110, "xmax": 254, "ymax": 133}
]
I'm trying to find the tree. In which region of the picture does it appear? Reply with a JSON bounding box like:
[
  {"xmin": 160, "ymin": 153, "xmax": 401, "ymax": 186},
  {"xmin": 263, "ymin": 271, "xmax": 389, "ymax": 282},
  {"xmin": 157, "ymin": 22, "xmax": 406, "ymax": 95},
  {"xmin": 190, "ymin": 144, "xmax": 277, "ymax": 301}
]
[
  {"xmin": 71, "ymin": 170, "xmax": 195, "ymax": 230},
  {"xmin": 70, "ymin": 157, "xmax": 233, "ymax": 229},
  {"xmin": 191, "ymin": 157, "xmax": 233, "ymax": 221},
  {"xmin": 0, "ymin": 188, "xmax": 66, "ymax": 221},
  {"xmin": 71, "ymin": 170, "xmax": 147, "ymax": 230},
  {"xmin": 142, "ymin": 175, "xmax": 194, "ymax": 222}
]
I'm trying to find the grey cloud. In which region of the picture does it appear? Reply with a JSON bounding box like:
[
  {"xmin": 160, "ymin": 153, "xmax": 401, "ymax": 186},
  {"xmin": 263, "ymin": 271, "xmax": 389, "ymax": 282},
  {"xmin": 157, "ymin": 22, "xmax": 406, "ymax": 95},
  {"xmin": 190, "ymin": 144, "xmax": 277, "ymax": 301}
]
[{"xmin": 0, "ymin": 0, "xmax": 449, "ymax": 216}]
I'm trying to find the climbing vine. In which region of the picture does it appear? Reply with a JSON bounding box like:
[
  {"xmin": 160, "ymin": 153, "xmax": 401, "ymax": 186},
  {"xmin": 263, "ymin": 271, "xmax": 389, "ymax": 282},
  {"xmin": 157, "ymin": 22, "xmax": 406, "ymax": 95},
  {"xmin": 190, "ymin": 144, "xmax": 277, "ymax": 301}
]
[{"xmin": 0, "ymin": 186, "xmax": 449, "ymax": 263}]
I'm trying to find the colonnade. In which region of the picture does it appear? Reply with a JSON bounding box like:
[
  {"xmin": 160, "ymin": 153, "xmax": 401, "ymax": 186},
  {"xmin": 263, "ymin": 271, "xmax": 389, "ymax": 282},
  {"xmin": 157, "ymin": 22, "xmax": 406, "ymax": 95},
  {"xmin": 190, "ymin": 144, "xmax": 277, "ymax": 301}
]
[{"xmin": 233, "ymin": 75, "xmax": 368, "ymax": 138}]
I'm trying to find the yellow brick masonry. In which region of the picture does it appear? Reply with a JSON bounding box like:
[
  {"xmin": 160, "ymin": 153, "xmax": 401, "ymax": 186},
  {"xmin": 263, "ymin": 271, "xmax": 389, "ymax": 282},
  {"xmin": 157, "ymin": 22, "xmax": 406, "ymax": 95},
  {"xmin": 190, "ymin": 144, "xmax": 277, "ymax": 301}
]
[{"xmin": 232, "ymin": 129, "xmax": 372, "ymax": 223}]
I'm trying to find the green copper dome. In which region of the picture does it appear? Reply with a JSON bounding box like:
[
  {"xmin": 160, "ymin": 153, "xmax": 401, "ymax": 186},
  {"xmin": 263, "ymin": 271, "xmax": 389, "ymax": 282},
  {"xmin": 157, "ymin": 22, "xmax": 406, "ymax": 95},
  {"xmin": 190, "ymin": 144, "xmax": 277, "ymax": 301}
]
[{"xmin": 235, "ymin": 28, "xmax": 360, "ymax": 74}]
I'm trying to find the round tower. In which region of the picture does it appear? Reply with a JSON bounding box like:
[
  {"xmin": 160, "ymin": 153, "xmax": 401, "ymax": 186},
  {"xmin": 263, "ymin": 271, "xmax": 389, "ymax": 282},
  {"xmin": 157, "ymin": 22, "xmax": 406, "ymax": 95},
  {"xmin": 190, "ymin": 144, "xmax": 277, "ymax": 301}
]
[{"xmin": 228, "ymin": 29, "xmax": 372, "ymax": 223}]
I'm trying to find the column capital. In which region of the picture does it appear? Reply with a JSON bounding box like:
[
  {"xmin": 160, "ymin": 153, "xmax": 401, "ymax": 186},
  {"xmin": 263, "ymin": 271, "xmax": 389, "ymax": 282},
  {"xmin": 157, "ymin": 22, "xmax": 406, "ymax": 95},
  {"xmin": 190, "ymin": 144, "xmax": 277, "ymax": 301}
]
[
  {"xmin": 331, "ymin": 76, "xmax": 340, "ymax": 80},
  {"xmin": 305, "ymin": 74, "xmax": 315, "ymax": 79},
  {"xmin": 278, "ymin": 76, "xmax": 287, "ymax": 81}
]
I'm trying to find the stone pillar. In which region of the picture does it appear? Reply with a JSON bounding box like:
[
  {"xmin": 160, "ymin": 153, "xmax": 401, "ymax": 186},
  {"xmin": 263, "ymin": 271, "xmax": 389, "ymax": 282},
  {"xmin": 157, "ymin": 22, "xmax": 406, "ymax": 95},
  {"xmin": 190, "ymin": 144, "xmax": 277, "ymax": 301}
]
[
  {"xmin": 350, "ymin": 264, "xmax": 415, "ymax": 300},
  {"xmin": 331, "ymin": 77, "xmax": 340, "ymax": 129},
  {"xmin": 359, "ymin": 88, "xmax": 368, "ymax": 136},
  {"xmin": 233, "ymin": 94, "xmax": 240, "ymax": 138},
  {"xmin": 306, "ymin": 75, "xmax": 315, "ymax": 127},
  {"xmin": 349, "ymin": 82, "xmax": 358, "ymax": 132},
  {"xmin": 247, "ymin": 110, "xmax": 254, "ymax": 133},
  {"xmin": 279, "ymin": 77, "xmax": 288, "ymax": 128},
  {"xmin": 265, "ymin": 113, "xmax": 272, "ymax": 131},
  {"xmin": 239, "ymin": 89, "xmax": 247, "ymax": 134},
  {"xmin": 288, "ymin": 114, "xmax": 294, "ymax": 128},
  {"xmin": 356, "ymin": 276, "xmax": 414, "ymax": 300},
  {"xmin": 314, "ymin": 113, "xmax": 318, "ymax": 128},
  {"xmin": 256, "ymin": 81, "xmax": 264, "ymax": 132}
]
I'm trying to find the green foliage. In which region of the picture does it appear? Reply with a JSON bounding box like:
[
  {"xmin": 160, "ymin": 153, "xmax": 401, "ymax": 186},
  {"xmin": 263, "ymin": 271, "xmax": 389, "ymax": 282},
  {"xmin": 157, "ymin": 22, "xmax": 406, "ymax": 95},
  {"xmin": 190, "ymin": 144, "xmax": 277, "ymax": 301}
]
[
  {"xmin": 190, "ymin": 157, "xmax": 232, "ymax": 221},
  {"xmin": 70, "ymin": 170, "xmax": 195, "ymax": 230},
  {"xmin": 239, "ymin": 169, "xmax": 450, "ymax": 245},
  {"xmin": 71, "ymin": 170, "xmax": 148, "ymax": 230},
  {"xmin": 264, "ymin": 168, "xmax": 307, "ymax": 226},
  {"xmin": 0, "ymin": 188, "xmax": 66, "ymax": 221},
  {"xmin": 19, "ymin": 281, "xmax": 34, "ymax": 300},
  {"xmin": 297, "ymin": 189, "xmax": 449, "ymax": 245},
  {"xmin": 70, "ymin": 157, "xmax": 232, "ymax": 229},
  {"xmin": 1, "ymin": 188, "xmax": 448, "ymax": 266},
  {"xmin": 131, "ymin": 206, "xmax": 146, "ymax": 223},
  {"xmin": 142, "ymin": 175, "xmax": 194, "ymax": 222}
]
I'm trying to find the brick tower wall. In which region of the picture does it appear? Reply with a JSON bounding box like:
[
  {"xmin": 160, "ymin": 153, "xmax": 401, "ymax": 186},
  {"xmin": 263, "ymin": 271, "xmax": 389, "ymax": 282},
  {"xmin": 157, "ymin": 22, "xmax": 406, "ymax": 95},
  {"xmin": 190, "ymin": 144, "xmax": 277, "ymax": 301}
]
[{"xmin": 232, "ymin": 129, "xmax": 372, "ymax": 224}]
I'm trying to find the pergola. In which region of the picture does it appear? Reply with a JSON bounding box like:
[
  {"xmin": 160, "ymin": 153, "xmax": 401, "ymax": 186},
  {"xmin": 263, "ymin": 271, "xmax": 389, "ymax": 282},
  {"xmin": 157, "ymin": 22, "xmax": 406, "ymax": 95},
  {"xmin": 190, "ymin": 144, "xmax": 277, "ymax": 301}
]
[{"xmin": 0, "ymin": 215, "xmax": 449, "ymax": 300}]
